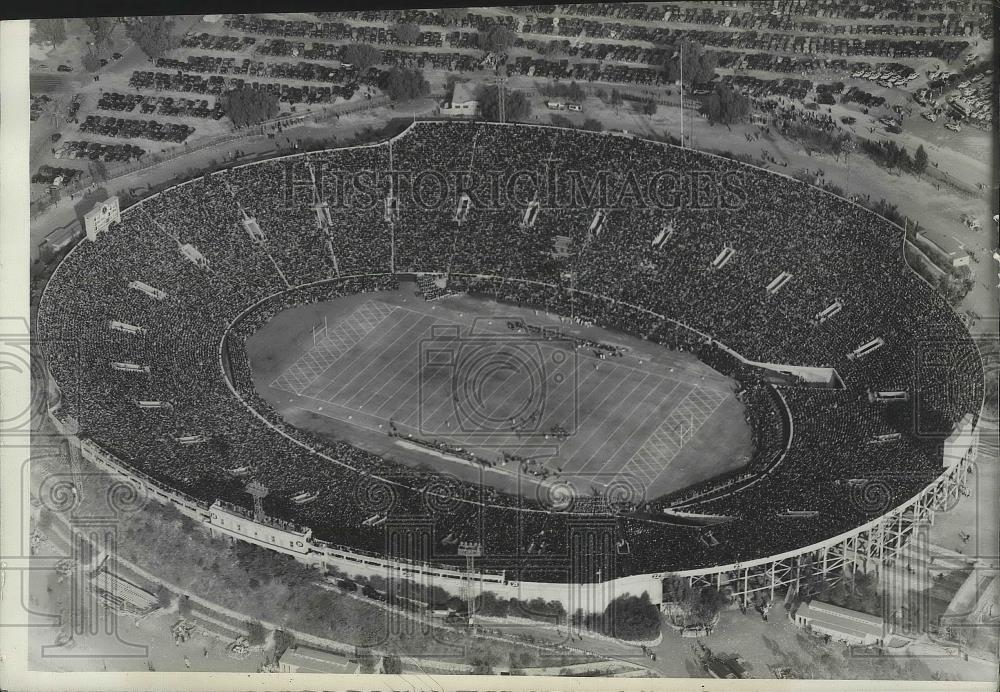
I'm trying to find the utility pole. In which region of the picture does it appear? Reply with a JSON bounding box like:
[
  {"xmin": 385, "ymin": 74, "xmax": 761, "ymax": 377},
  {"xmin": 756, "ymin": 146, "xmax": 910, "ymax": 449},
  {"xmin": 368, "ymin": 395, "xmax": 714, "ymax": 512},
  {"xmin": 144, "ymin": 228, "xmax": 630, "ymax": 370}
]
[
  {"xmin": 679, "ymin": 42, "xmax": 684, "ymax": 147},
  {"xmin": 494, "ymin": 64, "xmax": 508, "ymax": 124}
]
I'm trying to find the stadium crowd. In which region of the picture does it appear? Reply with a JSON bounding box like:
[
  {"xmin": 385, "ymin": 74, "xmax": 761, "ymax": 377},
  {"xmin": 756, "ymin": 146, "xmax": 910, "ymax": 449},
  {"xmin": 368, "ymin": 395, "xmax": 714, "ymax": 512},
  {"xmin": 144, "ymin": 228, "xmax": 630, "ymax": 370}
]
[{"xmin": 37, "ymin": 121, "xmax": 983, "ymax": 580}]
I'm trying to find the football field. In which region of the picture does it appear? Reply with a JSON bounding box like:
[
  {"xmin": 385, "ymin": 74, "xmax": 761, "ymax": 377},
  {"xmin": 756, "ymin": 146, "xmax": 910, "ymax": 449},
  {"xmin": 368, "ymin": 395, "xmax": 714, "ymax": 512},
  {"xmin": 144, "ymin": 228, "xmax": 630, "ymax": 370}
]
[{"xmin": 250, "ymin": 290, "xmax": 753, "ymax": 502}]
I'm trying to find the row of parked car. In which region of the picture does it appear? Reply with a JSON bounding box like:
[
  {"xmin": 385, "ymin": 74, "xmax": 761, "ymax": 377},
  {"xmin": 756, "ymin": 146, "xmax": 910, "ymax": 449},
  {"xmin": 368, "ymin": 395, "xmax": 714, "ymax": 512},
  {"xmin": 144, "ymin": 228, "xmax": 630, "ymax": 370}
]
[
  {"xmin": 180, "ymin": 32, "xmax": 256, "ymax": 52},
  {"xmin": 509, "ymin": 55, "xmax": 663, "ymax": 85},
  {"xmin": 381, "ymin": 50, "xmax": 482, "ymax": 74},
  {"xmin": 30, "ymin": 94, "xmax": 51, "ymax": 122},
  {"xmin": 80, "ymin": 115, "xmax": 195, "ymax": 143},
  {"xmin": 328, "ymin": 8, "xmax": 455, "ymax": 27},
  {"xmin": 98, "ymin": 92, "xmax": 226, "ymax": 120},
  {"xmin": 53, "ymin": 140, "xmax": 146, "ymax": 163},
  {"xmin": 130, "ymin": 69, "xmax": 228, "ymax": 95},
  {"xmin": 129, "ymin": 69, "xmax": 360, "ymax": 105},
  {"xmin": 724, "ymin": 76, "xmax": 813, "ymax": 101},
  {"xmin": 157, "ymin": 54, "xmax": 361, "ymax": 85},
  {"xmin": 31, "ymin": 165, "xmax": 84, "ymax": 186},
  {"xmin": 849, "ymin": 64, "xmax": 919, "ymax": 88},
  {"xmin": 840, "ymin": 87, "xmax": 887, "ymax": 109}
]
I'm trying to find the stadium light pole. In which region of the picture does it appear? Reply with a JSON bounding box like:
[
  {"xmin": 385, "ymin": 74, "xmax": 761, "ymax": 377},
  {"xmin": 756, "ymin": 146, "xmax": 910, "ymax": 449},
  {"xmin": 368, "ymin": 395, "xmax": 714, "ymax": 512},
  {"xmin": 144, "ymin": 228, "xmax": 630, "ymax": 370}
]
[{"xmin": 458, "ymin": 541, "xmax": 482, "ymax": 632}]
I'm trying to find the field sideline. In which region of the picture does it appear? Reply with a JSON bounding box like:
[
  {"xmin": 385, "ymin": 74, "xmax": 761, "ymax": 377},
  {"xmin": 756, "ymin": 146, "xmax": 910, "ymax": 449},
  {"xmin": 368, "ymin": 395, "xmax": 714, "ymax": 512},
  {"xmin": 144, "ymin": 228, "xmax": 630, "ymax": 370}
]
[{"xmin": 247, "ymin": 287, "xmax": 753, "ymax": 503}]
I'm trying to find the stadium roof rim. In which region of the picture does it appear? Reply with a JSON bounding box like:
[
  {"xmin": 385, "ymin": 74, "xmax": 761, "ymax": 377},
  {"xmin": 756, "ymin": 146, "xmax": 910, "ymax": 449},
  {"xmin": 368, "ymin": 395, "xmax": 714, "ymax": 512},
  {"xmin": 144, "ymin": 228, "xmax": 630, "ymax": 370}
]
[{"xmin": 37, "ymin": 122, "xmax": 986, "ymax": 578}]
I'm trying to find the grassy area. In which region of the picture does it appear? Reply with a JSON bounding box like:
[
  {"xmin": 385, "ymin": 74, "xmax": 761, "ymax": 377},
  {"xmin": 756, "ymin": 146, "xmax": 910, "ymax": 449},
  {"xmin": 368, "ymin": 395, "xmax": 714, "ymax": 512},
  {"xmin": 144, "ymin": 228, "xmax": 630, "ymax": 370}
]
[{"xmin": 30, "ymin": 431, "xmax": 601, "ymax": 670}]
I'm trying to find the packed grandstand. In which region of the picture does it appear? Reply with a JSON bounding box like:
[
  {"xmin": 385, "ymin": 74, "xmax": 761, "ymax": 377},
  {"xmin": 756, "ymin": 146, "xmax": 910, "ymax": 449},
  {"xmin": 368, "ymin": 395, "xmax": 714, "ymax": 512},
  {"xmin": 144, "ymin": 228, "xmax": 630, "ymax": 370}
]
[{"xmin": 37, "ymin": 121, "xmax": 984, "ymax": 583}]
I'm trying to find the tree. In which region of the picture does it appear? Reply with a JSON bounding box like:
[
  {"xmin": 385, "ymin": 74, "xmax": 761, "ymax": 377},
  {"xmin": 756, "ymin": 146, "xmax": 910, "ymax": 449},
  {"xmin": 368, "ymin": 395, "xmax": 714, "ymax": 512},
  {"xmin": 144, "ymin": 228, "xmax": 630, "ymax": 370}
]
[
  {"xmin": 177, "ymin": 595, "xmax": 192, "ymax": 616},
  {"xmin": 641, "ymin": 98, "xmax": 658, "ymax": 116},
  {"xmin": 439, "ymin": 7, "xmax": 468, "ymax": 24},
  {"xmin": 84, "ymin": 17, "xmax": 118, "ymax": 50},
  {"xmin": 581, "ymin": 592, "xmax": 661, "ymax": 641},
  {"xmin": 245, "ymin": 619, "xmax": 267, "ymax": 646},
  {"xmin": 476, "ymin": 591, "xmax": 510, "ymax": 617},
  {"xmin": 378, "ymin": 67, "xmax": 429, "ymax": 102},
  {"xmin": 125, "ymin": 16, "xmax": 180, "ymax": 61},
  {"xmin": 581, "ymin": 118, "xmax": 603, "ymax": 131},
  {"xmin": 475, "ymin": 84, "xmax": 530, "ymax": 122},
  {"xmin": 342, "ymin": 43, "xmax": 382, "ymax": 72},
  {"xmin": 355, "ymin": 645, "xmax": 376, "ymax": 674},
  {"xmin": 221, "ymin": 87, "xmax": 280, "ymax": 127},
  {"xmin": 87, "ymin": 159, "xmax": 109, "ymax": 183},
  {"xmin": 912, "ymin": 144, "xmax": 928, "ymax": 173},
  {"xmin": 704, "ymin": 84, "xmax": 751, "ymax": 125},
  {"xmin": 273, "ymin": 630, "xmax": 296, "ymax": 658},
  {"xmin": 610, "ymin": 88, "xmax": 624, "ymax": 112},
  {"xmin": 82, "ymin": 53, "xmax": 102, "ymax": 73},
  {"xmin": 382, "ymin": 653, "xmax": 403, "ymax": 674},
  {"xmin": 664, "ymin": 39, "xmax": 716, "ymax": 86},
  {"xmin": 33, "ymin": 19, "xmax": 67, "ymax": 46},
  {"xmin": 393, "ymin": 23, "xmax": 420, "ymax": 45},
  {"xmin": 479, "ymin": 25, "xmax": 514, "ymax": 53},
  {"xmin": 154, "ymin": 584, "xmax": 172, "ymax": 609},
  {"xmin": 664, "ymin": 577, "xmax": 728, "ymax": 625}
]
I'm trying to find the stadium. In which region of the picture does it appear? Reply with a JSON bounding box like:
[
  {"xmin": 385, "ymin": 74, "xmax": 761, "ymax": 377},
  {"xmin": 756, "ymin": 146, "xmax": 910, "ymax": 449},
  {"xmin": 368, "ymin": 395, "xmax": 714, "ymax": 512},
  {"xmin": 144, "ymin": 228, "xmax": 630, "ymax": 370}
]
[{"xmin": 37, "ymin": 121, "xmax": 984, "ymax": 607}]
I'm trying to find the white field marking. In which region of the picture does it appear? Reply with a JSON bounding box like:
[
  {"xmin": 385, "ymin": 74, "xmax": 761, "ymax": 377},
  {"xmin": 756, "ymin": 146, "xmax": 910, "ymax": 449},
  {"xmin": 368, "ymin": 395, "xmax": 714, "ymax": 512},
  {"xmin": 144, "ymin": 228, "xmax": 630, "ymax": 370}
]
[
  {"xmin": 568, "ymin": 372, "xmax": 655, "ymax": 473},
  {"xmin": 311, "ymin": 309, "xmax": 431, "ymax": 403},
  {"xmin": 271, "ymin": 300, "xmax": 395, "ymax": 394},
  {"xmin": 589, "ymin": 379, "xmax": 684, "ymax": 481},
  {"xmin": 620, "ymin": 386, "xmax": 730, "ymax": 487}
]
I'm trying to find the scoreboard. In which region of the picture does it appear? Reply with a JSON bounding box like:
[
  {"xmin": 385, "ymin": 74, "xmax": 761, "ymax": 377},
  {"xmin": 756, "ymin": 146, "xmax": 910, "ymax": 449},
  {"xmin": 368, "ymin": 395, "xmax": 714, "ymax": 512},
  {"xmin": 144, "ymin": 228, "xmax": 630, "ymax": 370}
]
[{"xmin": 84, "ymin": 196, "xmax": 121, "ymax": 241}]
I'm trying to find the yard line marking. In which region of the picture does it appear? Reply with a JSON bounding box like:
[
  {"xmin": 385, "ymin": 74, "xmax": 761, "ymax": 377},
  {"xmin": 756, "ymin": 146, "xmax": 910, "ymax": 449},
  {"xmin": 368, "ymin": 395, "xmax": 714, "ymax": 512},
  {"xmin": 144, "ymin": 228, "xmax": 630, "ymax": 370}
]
[
  {"xmin": 368, "ymin": 315, "xmax": 451, "ymax": 419},
  {"xmin": 591, "ymin": 380, "xmax": 682, "ymax": 481},
  {"xmin": 550, "ymin": 366, "xmax": 625, "ymax": 461},
  {"xmin": 271, "ymin": 300, "xmax": 395, "ymax": 394},
  {"xmin": 621, "ymin": 386, "xmax": 731, "ymax": 487},
  {"xmin": 317, "ymin": 312, "xmax": 432, "ymax": 403},
  {"xmin": 319, "ymin": 309, "xmax": 424, "ymax": 400},
  {"xmin": 561, "ymin": 374, "xmax": 645, "ymax": 471},
  {"xmin": 352, "ymin": 313, "xmax": 441, "ymax": 410},
  {"xmin": 574, "ymin": 372, "xmax": 659, "ymax": 473}
]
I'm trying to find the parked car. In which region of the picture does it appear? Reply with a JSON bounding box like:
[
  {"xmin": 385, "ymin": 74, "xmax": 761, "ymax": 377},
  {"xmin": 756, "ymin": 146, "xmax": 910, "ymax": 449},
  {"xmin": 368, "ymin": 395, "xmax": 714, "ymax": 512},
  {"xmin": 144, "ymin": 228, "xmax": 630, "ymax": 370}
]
[{"xmin": 57, "ymin": 64, "xmax": 71, "ymax": 72}]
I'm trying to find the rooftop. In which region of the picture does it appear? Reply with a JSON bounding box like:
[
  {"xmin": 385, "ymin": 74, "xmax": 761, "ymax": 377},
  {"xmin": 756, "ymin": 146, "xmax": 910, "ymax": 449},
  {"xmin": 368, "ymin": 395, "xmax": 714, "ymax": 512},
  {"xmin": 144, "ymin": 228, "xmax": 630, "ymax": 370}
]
[
  {"xmin": 798, "ymin": 600, "xmax": 885, "ymax": 639},
  {"xmin": 280, "ymin": 646, "xmax": 353, "ymax": 673}
]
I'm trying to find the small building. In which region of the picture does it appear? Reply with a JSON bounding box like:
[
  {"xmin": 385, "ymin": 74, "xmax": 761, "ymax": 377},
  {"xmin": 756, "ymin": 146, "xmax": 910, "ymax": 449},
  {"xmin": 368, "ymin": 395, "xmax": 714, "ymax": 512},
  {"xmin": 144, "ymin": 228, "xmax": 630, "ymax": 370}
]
[
  {"xmin": 278, "ymin": 646, "xmax": 353, "ymax": 673},
  {"xmin": 794, "ymin": 600, "xmax": 885, "ymax": 646},
  {"xmin": 441, "ymin": 82, "xmax": 478, "ymax": 117},
  {"xmin": 915, "ymin": 229, "xmax": 971, "ymax": 268}
]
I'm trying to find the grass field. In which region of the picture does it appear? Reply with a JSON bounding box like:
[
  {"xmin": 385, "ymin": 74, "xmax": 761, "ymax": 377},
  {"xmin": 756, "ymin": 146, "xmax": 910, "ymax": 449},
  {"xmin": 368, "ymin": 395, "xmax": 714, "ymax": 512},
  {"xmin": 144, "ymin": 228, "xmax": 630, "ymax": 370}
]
[{"xmin": 247, "ymin": 285, "xmax": 754, "ymax": 504}]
